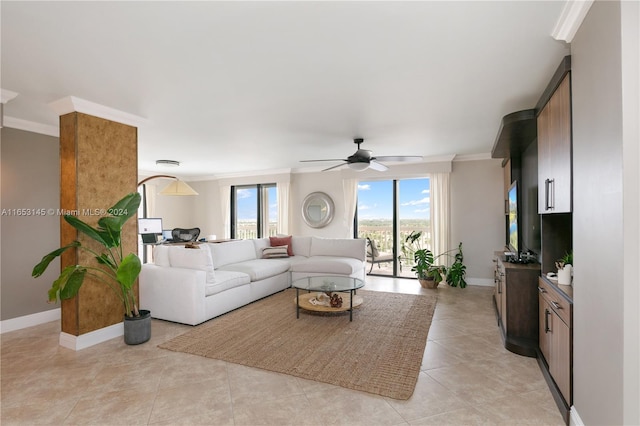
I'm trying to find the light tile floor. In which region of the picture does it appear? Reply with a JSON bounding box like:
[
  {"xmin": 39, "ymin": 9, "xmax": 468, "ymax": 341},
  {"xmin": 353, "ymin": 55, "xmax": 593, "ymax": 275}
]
[{"xmin": 1, "ymin": 277, "xmax": 564, "ymax": 425}]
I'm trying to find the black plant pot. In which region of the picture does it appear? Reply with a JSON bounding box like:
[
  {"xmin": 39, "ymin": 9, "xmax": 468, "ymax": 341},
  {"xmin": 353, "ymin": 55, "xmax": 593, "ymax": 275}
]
[{"xmin": 124, "ymin": 310, "xmax": 151, "ymax": 345}]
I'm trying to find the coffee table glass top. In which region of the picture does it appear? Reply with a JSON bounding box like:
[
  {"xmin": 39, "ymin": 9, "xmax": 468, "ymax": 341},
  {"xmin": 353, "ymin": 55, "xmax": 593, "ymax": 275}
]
[{"xmin": 291, "ymin": 276, "xmax": 364, "ymax": 292}]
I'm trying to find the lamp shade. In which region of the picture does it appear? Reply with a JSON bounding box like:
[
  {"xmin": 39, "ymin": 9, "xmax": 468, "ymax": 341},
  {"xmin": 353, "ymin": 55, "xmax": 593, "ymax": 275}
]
[{"xmin": 159, "ymin": 180, "xmax": 199, "ymax": 196}]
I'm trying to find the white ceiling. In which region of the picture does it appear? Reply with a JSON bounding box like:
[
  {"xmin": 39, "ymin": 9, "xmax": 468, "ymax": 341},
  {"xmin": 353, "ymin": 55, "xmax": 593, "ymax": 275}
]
[{"xmin": 2, "ymin": 1, "xmax": 570, "ymax": 178}]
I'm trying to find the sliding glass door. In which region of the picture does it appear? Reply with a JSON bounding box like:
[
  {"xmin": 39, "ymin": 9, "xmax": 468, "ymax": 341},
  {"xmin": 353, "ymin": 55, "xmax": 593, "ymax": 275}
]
[{"xmin": 356, "ymin": 178, "xmax": 430, "ymax": 278}]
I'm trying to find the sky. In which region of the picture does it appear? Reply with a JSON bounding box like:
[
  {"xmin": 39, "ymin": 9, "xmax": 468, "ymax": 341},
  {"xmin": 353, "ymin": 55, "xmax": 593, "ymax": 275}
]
[
  {"xmin": 357, "ymin": 178, "xmax": 430, "ymax": 220},
  {"xmin": 236, "ymin": 186, "xmax": 277, "ymax": 221}
]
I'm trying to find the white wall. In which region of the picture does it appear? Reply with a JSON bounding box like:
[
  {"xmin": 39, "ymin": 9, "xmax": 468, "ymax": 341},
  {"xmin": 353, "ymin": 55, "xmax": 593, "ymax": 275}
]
[{"xmin": 190, "ymin": 180, "xmax": 224, "ymax": 239}]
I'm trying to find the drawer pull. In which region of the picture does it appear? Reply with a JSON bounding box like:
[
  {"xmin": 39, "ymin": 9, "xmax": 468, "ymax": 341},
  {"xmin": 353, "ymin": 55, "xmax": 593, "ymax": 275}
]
[
  {"xmin": 544, "ymin": 308, "xmax": 551, "ymax": 333},
  {"xmin": 538, "ymin": 286, "xmax": 546, "ymax": 293},
  {"xmin": 551, "ymin": 301, "xmax": 562, "ymax": 310}
]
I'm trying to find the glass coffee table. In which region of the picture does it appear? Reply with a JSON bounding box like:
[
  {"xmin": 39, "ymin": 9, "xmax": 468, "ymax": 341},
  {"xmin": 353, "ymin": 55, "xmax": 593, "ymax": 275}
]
[{"xmin": 292, "ymin": 276, "xmax": 364, "ymax": 321}]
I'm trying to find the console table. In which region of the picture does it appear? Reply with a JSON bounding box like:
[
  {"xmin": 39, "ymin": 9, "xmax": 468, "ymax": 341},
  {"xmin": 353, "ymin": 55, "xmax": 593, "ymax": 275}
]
[{"xmin": 493, "ymin": 253, "xmax": 541, "ymax": 357}]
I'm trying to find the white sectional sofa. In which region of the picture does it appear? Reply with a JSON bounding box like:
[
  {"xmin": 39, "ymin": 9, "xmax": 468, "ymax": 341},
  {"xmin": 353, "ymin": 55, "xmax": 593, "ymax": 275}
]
[{"xmin": 139, "ymin": 236, "xmax": 366, "ymax": 325}]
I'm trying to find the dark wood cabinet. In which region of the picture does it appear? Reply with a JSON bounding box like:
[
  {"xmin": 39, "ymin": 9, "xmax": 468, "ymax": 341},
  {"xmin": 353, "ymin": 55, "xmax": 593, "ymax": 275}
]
[
  {"xmin": 493, "ymin": 255, "xmax": 541, "ymax": 357},
  {"xmin": 538, "ymin": 70, "xmax": 572, "ymax": 214},
  {"xmin": 537, "ymin": 276, "xmax": 573, "ymax": 423}
]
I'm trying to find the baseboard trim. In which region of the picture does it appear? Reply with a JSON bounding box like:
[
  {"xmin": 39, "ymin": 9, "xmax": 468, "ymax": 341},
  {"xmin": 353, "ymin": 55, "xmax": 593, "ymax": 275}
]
[
  {"xmin": 0, "ymin": 308, "xmax": 61, "ymax": 334},
  {"xmin": 466, "ymin": 277, "xmax": 494, "ymax": 287},
  {"xmin": 570, "ymin": 406, "xmax": 585, "ymax": 426},
  {"xmin": 59, "ymin": 322, "xmax": 123, "ymax": 351}
]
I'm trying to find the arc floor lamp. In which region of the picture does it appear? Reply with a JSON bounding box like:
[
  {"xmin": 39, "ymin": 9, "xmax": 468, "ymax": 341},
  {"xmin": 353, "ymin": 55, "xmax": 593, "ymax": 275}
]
[{"xmin": 136, "ymin": 175, "xmax": 198, "ymax": 196}]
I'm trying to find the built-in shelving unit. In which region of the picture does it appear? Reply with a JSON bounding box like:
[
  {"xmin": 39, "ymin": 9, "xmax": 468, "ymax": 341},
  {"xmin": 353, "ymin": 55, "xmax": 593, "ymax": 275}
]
[{"xmin": 491, "ymin": 55, "xmax": 574, "ymax": 425}]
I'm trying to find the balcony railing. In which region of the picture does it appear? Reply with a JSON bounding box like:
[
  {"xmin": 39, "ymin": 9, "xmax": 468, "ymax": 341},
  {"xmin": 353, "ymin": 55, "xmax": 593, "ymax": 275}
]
[{"xmin": 359, "ymin": 225, "xmax": 431, "ymax": 277}]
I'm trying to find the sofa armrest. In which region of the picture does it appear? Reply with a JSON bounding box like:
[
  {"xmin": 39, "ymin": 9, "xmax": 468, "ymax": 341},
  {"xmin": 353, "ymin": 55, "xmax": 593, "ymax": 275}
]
[{"xmin": 139, "ymin": 264, "xmax": 206, "ymax": 326}]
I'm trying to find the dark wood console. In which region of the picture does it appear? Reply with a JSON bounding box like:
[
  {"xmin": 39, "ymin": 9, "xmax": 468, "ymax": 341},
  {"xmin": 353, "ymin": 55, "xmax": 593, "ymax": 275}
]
[{"xmin": 493, "ymin": 253, "xmax": 541, "ymax": 357}]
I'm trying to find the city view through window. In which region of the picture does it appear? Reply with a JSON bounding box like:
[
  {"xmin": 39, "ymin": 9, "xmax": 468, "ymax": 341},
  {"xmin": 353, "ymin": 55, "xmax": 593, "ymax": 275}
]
[{"xmin": 357, "ymin": 178, "xmax": 431, "ymax": 278}]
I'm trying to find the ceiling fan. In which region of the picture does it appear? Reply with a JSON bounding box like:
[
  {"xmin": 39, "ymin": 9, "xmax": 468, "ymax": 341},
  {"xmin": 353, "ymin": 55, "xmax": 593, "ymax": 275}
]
[{"xmin": 300, "ymin": 138, "xmax": 423, "ymax": 172}]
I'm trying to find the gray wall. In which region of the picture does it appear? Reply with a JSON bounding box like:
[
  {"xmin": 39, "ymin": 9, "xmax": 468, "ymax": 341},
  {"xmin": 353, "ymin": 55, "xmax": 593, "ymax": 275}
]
[
  {"xmin": 1, "ymin": 128, "xmax": 60, "ymax": 320},
  {"xmin": 450, "ymin": 159, "xmax": 504, "ymax": 283},
  {"xmin": 571, "ymin": 1, "xmax": 636, "ymax": 423}
]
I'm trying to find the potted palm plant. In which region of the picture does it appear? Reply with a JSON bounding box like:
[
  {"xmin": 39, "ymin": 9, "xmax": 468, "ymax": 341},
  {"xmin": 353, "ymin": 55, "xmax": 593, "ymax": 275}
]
[
  {"xmin": 404, "ymin": 231, "xmax": 467, "ymax": 289},
  {"xmin": 32, "ymin": 192, "xmax": 150, "ymax": 345}
]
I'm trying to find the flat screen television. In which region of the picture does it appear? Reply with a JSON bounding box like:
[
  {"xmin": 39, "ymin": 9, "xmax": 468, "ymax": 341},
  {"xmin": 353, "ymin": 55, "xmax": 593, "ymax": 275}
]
[
  {"xmin": 138, "ymin": 218, "xmax": 163, "ymax": 243},
  {"xmin": 507, "ymin": 181, "xmax": 519, "ymax": 255}
]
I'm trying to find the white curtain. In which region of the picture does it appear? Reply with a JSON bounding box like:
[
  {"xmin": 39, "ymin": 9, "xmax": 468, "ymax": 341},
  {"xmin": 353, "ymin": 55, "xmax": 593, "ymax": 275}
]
[
  {"xmin": 430, "ymin": 172, "xmax": 451, "ymax": 264},
  {"xmin": 342, "ymin": 178, "xmax": 358, "ymax": 238},
  {"xmin": 145, "ymin": 184, "xmax": 157, "ymax": 219},
  {"xmin": 219, "ymin": 184, "xmax": 231, "ymax": 239},
  {"xmin": 276, "ymin": 181, "xmax": 290, "ymax": 234}
]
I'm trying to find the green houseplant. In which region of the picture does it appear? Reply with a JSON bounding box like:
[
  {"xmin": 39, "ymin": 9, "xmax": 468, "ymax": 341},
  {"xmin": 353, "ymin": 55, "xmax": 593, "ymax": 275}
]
[
  {"xmin": 32, "ymin": 192, "xmax": 149, "ymax": 344},
  {"xmin": 554, "ymin": 250, "xmax": 573, "ymax": 286},
  {"xmin": 404, "ymin": 231, "xmax": 467, "ymax": 289}
]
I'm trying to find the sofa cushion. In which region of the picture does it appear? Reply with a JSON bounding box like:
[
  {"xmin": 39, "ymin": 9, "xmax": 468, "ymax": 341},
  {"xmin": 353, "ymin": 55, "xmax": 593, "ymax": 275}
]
[
  {"xmin": 289, "ymin": 256, "xmax": 364, "ymax": 275},
  {"xmin": 269, "ymin": 235, "xmax": 293, "ymax": 256},
  {"xmin": 168, "ymin": 245, "xmax": 215, "ymax": 282},
  {"xmin": 218, "ymin": 259, "xmax": 290, "ymax": 281},
  {"xmin": 208, "ymin": 240, "xmax": 257, "ymax": 268},
  {"xmin": 310, "ymin": 237, "xmax": 366, "ymax": 261},
  {"xmin": 291, "ymin": 236, "xmax": 312, "ymax": 257},
  {"xmin": 205, "ymin": 270, "xmax": 251, "ymax": 296},
  {"xmin": 253, "ymin": 238, "xmax": 270, "ymax": 258},
  {"xmin": 153, "ymin": 245, "xmax": 171, "ymax": 267}
]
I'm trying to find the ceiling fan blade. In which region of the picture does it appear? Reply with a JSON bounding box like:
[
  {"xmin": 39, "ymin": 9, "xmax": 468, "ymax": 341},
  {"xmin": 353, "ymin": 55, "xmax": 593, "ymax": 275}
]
[
  {"xmin": 300, "ymin": 159, "xmax": 347, "ymax": 163},
  {"xmin": 373, "ymin": 155, "xmax": 423, "ymax": 162},
  {"xmin": 368, "ymin": 161, "xmax": 388, "ymax": 172},
  {"xmin": 322, "ymin": 162, "xmax": 348, "ymax": 172}
]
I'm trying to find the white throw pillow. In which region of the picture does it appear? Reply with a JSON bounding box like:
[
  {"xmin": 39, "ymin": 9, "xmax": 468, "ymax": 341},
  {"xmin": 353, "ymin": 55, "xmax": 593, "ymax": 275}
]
[{"xmin": 169, "ymin": 244, "xmax": 215, "ymax": 282}]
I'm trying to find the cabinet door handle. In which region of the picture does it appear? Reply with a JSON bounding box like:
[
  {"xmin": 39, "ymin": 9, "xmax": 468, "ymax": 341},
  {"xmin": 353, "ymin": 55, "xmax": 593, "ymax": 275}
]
[
  {"xmin": 551, "ymin": 301, "xmax": 562, "ymax": 310},
  {"xmin": 537, "ymin": 286, "xmax": 546, "ymax": 293},
  {"xmin": 544, "ymin": 308, "xmax": 550, "ymax": 333},
  {"xmin": 544, "ymin": 179, "xmax": 550, "ymax": 210},
  {"xmin": 545, "ymin": 178, "xmax": 555, "ymax": 210}
]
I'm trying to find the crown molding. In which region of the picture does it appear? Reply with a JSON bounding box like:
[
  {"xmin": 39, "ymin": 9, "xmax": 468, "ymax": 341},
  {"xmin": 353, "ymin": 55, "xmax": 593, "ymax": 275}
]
[
  {"xmin": 453, "ymin": 153, "xmax": 494, "ymax": 162},
  {"xmin": 551, "ymin": 0, "xmax": 594, "ymax": 42},
  {"xmin": 1, "ymin": 89, "xmax": 18, "ymax": 104},
  {"xmin": 48, "ymin": 96, "xmax": 149, "ymax": 128},
  {"xmin": 3, "ymin": 115, "xmax": 59, "ymax": 137}
]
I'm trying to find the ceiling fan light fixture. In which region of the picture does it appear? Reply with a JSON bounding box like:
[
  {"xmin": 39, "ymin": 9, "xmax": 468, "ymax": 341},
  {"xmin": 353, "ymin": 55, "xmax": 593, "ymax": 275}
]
[
  {"xmin": 300, "ymin": 137, "xmax": 420, "ymax": 172},
  {"xmin": 156, "ymin": 159, "xmax": 180, "ymax": 167},
  {"xmin": 348, "ymin": 162, "xmax": 369, "ymax": 171}
]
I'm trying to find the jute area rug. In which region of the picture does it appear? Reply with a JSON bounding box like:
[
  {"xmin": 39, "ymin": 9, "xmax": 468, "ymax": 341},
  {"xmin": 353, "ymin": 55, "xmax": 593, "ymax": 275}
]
[{"xmin": 159, "ymin": 288, "xmax": 437, "ymax": 400}]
